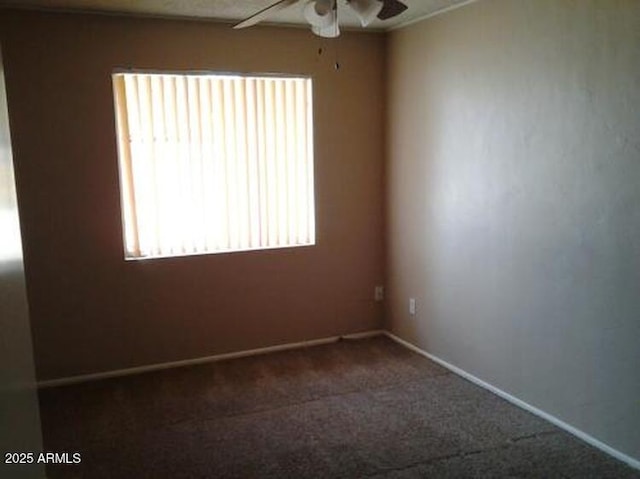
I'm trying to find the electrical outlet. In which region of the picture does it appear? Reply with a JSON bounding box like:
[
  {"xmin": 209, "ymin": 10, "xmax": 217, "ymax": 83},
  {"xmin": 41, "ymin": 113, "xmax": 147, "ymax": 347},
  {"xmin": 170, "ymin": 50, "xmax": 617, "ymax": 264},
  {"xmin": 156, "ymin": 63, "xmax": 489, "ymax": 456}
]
[
  {"xmin": 374, "ymin": 286, "xmax": 384, "ymax": 302},
  {"xmin": 409, "ymin": 298, "xmax": 416, "ymax": 316}
]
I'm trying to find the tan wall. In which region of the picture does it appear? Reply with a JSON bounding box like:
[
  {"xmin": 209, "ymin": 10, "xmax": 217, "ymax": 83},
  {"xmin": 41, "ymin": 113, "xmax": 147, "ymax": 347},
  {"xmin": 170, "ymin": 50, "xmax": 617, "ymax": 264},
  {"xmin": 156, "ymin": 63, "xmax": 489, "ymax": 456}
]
[
  {"xmin": 387, "ymin": 0, "xmax": 640, "ymax": 460},
  {"xmin": 0, "ymin": 10, "xmax": 386, "ymax": 380}
]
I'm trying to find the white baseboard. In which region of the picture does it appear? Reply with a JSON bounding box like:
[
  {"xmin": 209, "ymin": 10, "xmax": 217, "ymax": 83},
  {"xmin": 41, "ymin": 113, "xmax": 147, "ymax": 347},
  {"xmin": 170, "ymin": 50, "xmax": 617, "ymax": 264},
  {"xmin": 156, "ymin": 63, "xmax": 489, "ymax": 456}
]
[
  {"xmin": 384, "ymin": 331, "xmax": 640, "ymax": 471},
  {"xmin": 37, "ymin": 327, "xmax": 639, "ymax": 471},
  {"xmin": 37, "ymin": 329, "xmax": 385, "ymax": 389}
]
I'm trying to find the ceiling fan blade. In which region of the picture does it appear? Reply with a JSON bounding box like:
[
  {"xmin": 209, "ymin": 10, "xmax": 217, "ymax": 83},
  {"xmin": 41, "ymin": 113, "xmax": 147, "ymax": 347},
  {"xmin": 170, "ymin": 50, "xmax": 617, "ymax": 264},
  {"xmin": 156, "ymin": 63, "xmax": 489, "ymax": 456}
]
[
  {"xmin": 233, "ymin": 0, "xmax": 300, "ymax": 29},
  {"xmin": 377, "ymin": 0, "xmax": 408, "ymax": 20}
]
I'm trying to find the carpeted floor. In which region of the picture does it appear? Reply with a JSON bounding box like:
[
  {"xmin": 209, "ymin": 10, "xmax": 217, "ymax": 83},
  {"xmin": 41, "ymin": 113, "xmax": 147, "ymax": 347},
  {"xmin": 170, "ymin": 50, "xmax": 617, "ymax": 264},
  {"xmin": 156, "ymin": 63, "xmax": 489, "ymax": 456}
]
[{"xmin": 39, "ymin": 336, "xmax": 639, "ymax": 478}]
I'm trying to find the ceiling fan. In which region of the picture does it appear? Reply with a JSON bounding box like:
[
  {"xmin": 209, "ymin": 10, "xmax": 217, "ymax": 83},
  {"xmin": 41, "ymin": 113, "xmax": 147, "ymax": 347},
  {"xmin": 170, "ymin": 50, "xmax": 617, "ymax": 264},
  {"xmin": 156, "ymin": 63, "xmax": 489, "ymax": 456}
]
[{"xmin": 233, "ymin": 0, "xmax": 409, "ymax": 38}]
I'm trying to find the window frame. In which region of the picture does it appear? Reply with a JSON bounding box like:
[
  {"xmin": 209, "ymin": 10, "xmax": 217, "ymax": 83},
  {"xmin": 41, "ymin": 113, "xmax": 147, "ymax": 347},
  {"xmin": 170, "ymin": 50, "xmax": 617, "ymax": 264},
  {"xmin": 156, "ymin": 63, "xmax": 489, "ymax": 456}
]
[{"xmin": 112, "ymin": 69, "xmax": 317, "ymax": 261}]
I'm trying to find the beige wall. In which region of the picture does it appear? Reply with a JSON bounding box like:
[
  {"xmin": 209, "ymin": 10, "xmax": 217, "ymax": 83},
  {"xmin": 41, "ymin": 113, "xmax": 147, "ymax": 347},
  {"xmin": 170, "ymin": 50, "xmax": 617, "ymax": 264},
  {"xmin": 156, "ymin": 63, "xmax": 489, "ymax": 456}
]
[
  {"xmin": 387, "ymin": 0, "xmax": 640, "ymax": 461},
  {"xmin": 0, "ymin": 46, "xmax": 44, "ymax": 478},
  {"xmin": 0, "ymin": 10, "xmax": 386, "ymax": 380}
]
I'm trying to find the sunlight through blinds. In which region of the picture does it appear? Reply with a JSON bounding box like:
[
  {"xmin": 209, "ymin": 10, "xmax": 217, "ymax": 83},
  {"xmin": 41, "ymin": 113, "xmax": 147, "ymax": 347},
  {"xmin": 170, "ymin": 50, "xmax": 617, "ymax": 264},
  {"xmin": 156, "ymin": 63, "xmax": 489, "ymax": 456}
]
[{"xmin": 112, "ymin": 72, "xmax": 315, "ymax": 259}]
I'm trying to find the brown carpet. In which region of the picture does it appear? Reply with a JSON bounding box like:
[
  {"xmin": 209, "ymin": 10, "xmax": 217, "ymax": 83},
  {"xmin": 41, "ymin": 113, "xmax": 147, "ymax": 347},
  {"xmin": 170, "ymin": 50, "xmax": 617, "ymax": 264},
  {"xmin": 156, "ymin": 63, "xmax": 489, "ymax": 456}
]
[{"xmin": 39, "ymin": 336, "xmax": 639, "ymax": 478}]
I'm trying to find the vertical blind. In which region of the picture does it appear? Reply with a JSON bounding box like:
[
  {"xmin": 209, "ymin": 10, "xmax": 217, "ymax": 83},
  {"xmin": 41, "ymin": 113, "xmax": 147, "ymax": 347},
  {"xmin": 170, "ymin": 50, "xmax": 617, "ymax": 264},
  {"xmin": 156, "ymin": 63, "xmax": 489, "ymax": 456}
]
[{"xmin": 112, "ymin": 72, "xmax": 315, "ymax": 259}]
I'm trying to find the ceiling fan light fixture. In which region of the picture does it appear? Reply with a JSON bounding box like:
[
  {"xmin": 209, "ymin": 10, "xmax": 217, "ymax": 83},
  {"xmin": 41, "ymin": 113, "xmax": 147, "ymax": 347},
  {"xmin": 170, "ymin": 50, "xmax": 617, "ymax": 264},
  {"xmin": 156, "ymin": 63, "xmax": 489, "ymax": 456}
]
[
  {"xmin": 348, "ymin": 0, "xmax": 383, "ymax": 27},
  {"xmin": 233, "ymin": 0, "xmax": 409, "ymax": 38},
  {"xmin": 311, "ymin": 23, "xmax": 340, "ymax": 38},
  {"xmin": 303, "ymin": 0, "xmax": 335, "ymax": 28}
]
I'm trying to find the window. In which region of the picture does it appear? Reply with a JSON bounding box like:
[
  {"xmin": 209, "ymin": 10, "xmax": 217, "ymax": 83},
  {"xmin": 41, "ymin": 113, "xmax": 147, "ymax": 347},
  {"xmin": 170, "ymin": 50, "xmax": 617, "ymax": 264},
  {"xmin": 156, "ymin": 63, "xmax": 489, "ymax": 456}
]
[{"xmin": 112, "ymin": 72, "xmax": 315, "ymax": 260}]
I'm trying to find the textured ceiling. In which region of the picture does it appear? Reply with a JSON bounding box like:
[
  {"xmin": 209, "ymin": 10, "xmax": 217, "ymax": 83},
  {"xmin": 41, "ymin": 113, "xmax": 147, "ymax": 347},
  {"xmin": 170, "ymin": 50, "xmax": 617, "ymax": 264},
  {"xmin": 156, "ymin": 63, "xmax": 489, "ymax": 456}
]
[{"xmin": 0, "ymin": 0, "xmax": 472, "ymax": 30}]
